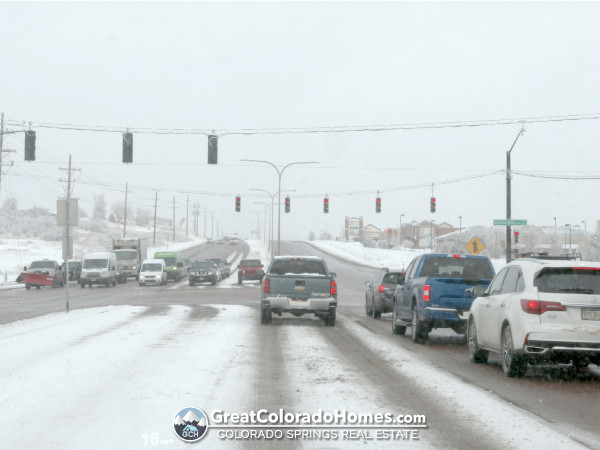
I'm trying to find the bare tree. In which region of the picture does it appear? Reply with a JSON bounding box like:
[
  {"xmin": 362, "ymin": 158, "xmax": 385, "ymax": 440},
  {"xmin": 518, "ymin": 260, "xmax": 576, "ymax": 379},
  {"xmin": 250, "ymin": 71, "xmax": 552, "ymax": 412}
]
[
  {"xmin": 136, "ymin": 208, "xmax": 152, "ymax": 226},
  {"xmin": 93, "ymin": 194, "xmax": 106, "ymax": 220},
  {"xmin": 111, "ymin": 203, "xmax": 124, "ymax": 223},
  {"xmin": 2, "ymin": 197, "xmax": 17, "ymax": 210}
]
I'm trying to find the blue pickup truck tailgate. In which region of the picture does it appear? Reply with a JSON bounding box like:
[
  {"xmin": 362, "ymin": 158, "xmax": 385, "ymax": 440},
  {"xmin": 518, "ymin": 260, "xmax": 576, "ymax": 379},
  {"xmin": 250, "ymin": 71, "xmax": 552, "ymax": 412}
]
[{"xmin": 428, "ymin": 277, "xmax": 492, "ymax": 310}]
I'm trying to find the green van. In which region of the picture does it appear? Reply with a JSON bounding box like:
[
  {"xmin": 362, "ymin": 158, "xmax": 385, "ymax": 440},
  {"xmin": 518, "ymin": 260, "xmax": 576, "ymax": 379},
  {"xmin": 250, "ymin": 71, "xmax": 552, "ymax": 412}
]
[{"xmin": 153, "ymin": 251, "xmax": 187, "ymax": 282}]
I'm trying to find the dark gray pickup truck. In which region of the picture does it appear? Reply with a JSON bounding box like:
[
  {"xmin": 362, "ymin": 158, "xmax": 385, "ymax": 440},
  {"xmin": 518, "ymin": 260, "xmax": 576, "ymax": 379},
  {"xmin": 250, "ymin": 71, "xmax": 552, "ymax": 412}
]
[{"xmin": 260, "ymin": 256, "xmax": 338, "ymax": 326}]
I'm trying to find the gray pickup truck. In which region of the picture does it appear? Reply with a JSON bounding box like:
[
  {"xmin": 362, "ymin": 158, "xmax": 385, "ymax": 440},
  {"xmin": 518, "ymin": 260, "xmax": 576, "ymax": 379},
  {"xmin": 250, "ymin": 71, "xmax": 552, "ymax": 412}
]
[{"xmin": 260, "ymin": 256, "xmax": 338, "ymax": 326}]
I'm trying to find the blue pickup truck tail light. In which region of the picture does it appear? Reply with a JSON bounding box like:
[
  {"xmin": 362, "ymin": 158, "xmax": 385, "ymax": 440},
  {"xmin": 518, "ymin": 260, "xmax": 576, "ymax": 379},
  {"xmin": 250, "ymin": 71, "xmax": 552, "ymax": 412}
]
[
  {"xmin": 330, "ymin": 280, "xmax": 337, "ymax": 296},
  {"xmin": 263, "ymin": 278, "xmax": 271, "ymax": 293},
  {"xmin": 423, "ymin": 284, "xmax": 431, "ymax": 301},
  {"xmin": 451, "ymin": 254, "xmax": 463, "ymax": 258}
]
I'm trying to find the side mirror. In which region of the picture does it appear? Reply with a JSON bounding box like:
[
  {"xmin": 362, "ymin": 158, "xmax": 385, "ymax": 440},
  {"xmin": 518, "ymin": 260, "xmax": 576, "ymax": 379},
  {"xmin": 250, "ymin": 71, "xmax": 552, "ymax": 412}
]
[
  {"xmin": 467, "ymin": 285, "xmax": 486, "ymax": 298},
  {"xmin": 256, "ymin": 269, "xmax": 265, "ymax": 278},
  {"xmin": 365, "ymin": 281, "xmax": 371, "ymax": 286},
  {"xmin": 23, "ymin": 266, "xmax": 28, "ymax": 271}
]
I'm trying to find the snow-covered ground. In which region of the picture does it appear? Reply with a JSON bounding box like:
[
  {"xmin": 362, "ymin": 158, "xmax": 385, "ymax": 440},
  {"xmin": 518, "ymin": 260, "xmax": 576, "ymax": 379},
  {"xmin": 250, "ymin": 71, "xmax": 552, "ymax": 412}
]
[{"xmin": 308, "ymin": 240, "xmax": 508, "ymax": 274}]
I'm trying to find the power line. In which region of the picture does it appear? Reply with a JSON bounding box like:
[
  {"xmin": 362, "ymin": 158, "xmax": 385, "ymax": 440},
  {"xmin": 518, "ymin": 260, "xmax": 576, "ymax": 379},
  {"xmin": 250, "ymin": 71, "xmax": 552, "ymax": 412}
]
[{"xmin": 5, "ymin": 112, "xmax": 600, "ymax": 136}]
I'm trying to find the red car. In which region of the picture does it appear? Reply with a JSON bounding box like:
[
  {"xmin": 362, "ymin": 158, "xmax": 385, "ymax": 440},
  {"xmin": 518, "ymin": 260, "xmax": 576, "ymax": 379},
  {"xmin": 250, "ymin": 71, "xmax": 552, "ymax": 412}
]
[{"xmin": 238, "ymin": 259, "xmax": 264, "ymax": 284}]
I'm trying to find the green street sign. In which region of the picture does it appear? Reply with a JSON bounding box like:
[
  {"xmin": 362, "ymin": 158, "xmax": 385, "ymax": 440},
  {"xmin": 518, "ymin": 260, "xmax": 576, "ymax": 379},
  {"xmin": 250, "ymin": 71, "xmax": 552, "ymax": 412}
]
[{"xmin": 493, "ymin": 219, "xmax": 527, "ymax": 226}]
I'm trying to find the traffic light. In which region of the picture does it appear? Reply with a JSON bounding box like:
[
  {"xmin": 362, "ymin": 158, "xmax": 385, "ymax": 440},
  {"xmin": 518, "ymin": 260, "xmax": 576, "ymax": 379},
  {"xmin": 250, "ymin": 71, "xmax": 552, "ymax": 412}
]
[
  {"xmin": 24, "ymin": 130, "xmax": 36, "ymax": 161},
  {"xmin": 208, "ymin": 135, "xmax": 218, "ymax": 164},
  {"xmin": 122, "ymin": 132, "xmax": 133, "ymax": 163},
  {"xmin": 376, "ymin": 197, "xmax": 381, "ymax": 213},
  {"xmin": 285, "ymin": 196, "xmax": 290, "ymax": 213},
  {"xmin": 323, "ymin": 197, "xmax": 329, "ymax": 213},
  {"xmin": 235, "ymin": 196, "xmax": 241, "ymax": 212},
  {"xmin": 514, "ymin": 231, "xmax": 519, "ymax": 243},
  {"xmin": 430, "ymin": 197, "xmax": 436, "ymax": 213}
]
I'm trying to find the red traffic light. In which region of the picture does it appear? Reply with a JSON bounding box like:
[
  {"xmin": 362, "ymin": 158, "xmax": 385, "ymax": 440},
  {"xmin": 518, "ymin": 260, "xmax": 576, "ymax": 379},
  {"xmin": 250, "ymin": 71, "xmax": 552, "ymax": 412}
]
[{"xmin": 514, "ymin": 231, "xmax": 519, "ymax": 236}]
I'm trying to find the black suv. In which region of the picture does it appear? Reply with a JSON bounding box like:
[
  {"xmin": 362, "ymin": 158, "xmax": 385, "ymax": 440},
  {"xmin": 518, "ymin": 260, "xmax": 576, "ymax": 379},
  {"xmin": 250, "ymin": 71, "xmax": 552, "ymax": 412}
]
[
  {"xmin": 365, "ymin": 268, "xmax": 405, "ymax": 319},
  {"xmin": 65, "ymin": 260, "xmax": 82, "ymax": 282}
]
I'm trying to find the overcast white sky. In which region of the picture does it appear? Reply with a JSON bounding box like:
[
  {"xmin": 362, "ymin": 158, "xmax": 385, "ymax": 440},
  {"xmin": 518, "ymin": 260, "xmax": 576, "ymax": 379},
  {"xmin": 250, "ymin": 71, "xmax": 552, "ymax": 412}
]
[{"xmin": 1, "ymin": 1, "xmax": 600, "ymax": 240}]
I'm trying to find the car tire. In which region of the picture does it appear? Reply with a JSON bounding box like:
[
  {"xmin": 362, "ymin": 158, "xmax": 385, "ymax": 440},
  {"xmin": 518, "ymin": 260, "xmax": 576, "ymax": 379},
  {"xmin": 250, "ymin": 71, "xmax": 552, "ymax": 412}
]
[
  {"xmin": 25, "ymin": 284, "xmax": 31, "ymax": 290},
  {"xmin": 468, "ymin": 320, "xmax": 489, "ymax": 363},
  {"xmin": 325, "ymin": 310, "xmax": 336, "ymax": 326},
  {"xmin": 365, "ymin": 296, "xmax": 372, "ymax": 316},
  {"xmin": 80, "ymin": 283, "xmax": 85, "ymax": 289},
  {"xmin": 238, "ymin": 277, "xmax": 243, "ymax": 285},
  {"xmin": 189, "ymin": 280, "xmax": 195, "ymax": 286},
  {"xmin": 391, "ymin": 303, "xmax": 406, "ymax": 335},
  {"xmin": 261, "ymin": 306, "xmax": 272, "ymax": 324},
  {"xmin": 411, "ymin": 305, "xmax": 428, "ymax": 344},
  {"xmin": 502, "ymin": 325, "xmax": 527, "ymax": 377}
]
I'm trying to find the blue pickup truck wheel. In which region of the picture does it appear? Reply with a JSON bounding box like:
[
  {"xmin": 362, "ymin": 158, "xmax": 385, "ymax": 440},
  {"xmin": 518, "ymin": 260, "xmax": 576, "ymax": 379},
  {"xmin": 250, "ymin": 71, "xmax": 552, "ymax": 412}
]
[{"xmin": 411, "ymin": 307, "xmax": 428, "ymax": 343}]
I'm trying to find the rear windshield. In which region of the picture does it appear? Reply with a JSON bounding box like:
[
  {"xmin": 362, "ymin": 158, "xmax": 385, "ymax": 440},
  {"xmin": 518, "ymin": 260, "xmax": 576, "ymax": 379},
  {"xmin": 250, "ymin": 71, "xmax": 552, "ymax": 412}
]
[
  {"xmin": 383, "ymin": 272, "xmax": 405, "ymax": 284},
  {"xmin": 534, "ymin": 267, "xmax": 600, "ymax": 294},
  {"xmin": 115, "ymin": 250, "xmax": 137, "ymax": 260},
  {"xmin": 419, "ymin": 257, "xmax": 493, "ymax": 280},
  {"xmin": 30, "ymin": 261, "xmax": 55, "ymax": 269},
  {"xmin": 269, "ymin": 259, "xmax": 327, "ymax": 275},
  {"xmin": 241, "ymin": 260, "xmax": 260, "ymax": 267}
]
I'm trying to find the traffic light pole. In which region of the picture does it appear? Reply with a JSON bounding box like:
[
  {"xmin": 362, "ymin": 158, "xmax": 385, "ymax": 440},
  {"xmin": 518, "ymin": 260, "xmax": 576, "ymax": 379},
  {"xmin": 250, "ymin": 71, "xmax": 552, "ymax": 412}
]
[{"xmin": 505, "ymin": 126, "xmax": 526, "ymax": 263}]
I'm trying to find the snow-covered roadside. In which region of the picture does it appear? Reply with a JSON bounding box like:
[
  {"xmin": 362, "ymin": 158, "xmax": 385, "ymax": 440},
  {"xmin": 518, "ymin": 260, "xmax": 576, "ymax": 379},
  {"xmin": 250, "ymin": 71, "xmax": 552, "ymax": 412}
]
[
  {"xmin": 308, "ymin": 240, "xmax": 508, "ymax": 274},
  {"xmin": 338, "ymin": 314, "xmax": 590, "ymax": 449}
]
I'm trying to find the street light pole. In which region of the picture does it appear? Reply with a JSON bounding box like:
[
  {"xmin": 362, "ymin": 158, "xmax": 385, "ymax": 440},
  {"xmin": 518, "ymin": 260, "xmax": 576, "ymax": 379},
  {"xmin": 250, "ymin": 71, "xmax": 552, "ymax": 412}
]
[
  {"xmin": 565, "ymin": 223, "xmax": 572, "ymax": 254},
  {"xmin": 582, "ymin": 220, "xmax": 587, "ymax": 233},
  {"xmin": 243, "ymin": 160, "xmax": 318, "ymax": 255},
  {"xmin": 506, "ymin": 126, "xmax": 526, "ymax": 263},
  {"xmin": 250, "ymin": 188, "xmax": 295, "ymax": 260},
  {"xmin": 459, "ymin": 216, "xmax": 462, "ymax": 234},
  {"xmin": 254, "ymin": 202, "xmax": 270, "ymax": 244},
  {"xmin": 399, "ymin": 213, "xmax": 405, "ymax": 248}
]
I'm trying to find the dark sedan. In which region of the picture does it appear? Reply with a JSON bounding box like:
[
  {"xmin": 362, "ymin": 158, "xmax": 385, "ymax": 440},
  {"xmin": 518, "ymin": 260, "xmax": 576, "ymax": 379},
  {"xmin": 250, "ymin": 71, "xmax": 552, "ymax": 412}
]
[{"xmin": 365, "ymin": 268, "xmax": 405, "ymax": 319}]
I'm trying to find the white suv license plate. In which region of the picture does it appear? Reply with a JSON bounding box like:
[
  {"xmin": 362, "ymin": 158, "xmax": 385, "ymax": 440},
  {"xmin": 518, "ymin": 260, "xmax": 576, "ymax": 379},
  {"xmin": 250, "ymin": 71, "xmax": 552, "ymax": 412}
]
[{"xmin": 581, "ymin": 308, "xmax": 600, "ymax": 321}]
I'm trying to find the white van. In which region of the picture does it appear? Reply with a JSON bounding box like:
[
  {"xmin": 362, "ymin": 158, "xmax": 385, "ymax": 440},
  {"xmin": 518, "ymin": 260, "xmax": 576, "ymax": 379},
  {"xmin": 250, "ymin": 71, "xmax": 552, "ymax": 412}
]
[
  {"xmin": 80, "ymin": 252, "xmax": 117, "ymax": 288},
  {"xmin": 139, "ymin": 259, "xmax": 167, "ymax": 286}
]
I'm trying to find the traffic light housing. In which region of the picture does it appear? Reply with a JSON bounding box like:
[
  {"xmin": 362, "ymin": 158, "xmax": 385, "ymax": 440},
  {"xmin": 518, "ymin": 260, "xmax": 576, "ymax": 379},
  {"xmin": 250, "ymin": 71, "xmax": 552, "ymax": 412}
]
[
  {"xmin": 285, "ymin": 196, "xmax": 290, "ymax": 213},
  {"xmin": 376, "ymin": 197, "xmax": 381, "ymax": 213},
  {"xmin": 235, "ymin": 196, "xmax": 240, "ymax": 212},
  {"xmin": 208, "ymin": 135, "xmax": 218, "ymax": 164},
  {"xmin": 122, "ymin": 132, "xmax": 133, "ymax": 163},
  {"xmin": 514, "ymin": 231, "xmax": 519, "ymax": 243},
  {"xmin": 430, "ymin": 197, "xmax": 436, "ymax": 213},
  {"xmin": 24, "ymin": 130, "xmax": 36, "ymax": 161},
  {"xmin": 323, "ymin": 197, "xmax": 329, "ymax": 213}
]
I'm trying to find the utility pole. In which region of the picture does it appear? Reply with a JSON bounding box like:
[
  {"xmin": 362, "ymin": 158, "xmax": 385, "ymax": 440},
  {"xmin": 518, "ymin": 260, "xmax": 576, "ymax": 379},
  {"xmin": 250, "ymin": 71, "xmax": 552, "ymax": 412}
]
[
  {"xmin": 123, "ymin": 182, "xmax": 128, "ymax": 238},
  {"xmin": 186, "ymin": 195, "xmax": 189, "ymax": 238},
  {"xmin": 59, "ymin": 155, "xmax": 80, "ymax": 314},
  {"xmin": 172, "ymin": 196, "xmax": 175, "ymax": 241},
  {"xmin": 204, "ymin": 206, "xmax": 207, "ymax": 237},
  {"xmin": 153, "ymin": 190, "xmax": 158, "ymax": 246},
  {"xmin": 211, "ymin": 212, "xmax": 214, "ymax": 239}
]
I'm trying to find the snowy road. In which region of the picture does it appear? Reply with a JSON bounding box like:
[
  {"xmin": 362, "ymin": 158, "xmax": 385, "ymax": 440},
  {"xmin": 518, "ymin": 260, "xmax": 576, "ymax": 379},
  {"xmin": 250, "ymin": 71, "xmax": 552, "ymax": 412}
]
[{"xmin": 0, "ymin": 241, "xmax": 598, "ymax": 449}]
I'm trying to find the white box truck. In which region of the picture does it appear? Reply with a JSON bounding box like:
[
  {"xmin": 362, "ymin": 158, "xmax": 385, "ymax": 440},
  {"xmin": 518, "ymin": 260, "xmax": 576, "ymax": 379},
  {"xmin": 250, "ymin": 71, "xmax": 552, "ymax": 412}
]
[{"xmin": 112, "ymin": 238, "xmax": 148, "ymax": 280}]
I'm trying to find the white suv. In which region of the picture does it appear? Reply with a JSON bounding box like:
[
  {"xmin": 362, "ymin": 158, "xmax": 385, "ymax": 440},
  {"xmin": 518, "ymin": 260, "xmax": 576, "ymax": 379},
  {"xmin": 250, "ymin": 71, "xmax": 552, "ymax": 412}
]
[{"xmin": 467, "ymin": 258, "xmax": 600, "ymax": 377}]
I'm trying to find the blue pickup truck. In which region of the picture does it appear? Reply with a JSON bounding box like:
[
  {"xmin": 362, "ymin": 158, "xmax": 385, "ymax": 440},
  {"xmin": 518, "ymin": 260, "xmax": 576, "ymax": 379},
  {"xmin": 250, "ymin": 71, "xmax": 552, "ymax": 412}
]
[{"xmin": 391, "ymin": 254, "xmax": 495, "ymax": 343}]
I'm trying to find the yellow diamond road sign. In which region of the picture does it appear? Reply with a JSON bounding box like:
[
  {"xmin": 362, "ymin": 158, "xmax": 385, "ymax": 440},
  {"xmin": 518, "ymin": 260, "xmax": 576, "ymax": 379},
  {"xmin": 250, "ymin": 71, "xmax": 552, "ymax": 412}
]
[{"xmin": 466, "ymin": 237, "xmax": 485, "ymax": 255}]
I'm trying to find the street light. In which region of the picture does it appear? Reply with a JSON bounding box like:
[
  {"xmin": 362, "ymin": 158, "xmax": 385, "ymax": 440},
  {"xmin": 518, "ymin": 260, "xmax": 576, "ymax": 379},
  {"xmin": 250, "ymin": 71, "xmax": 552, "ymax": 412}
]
[
  {"xmin": 250, "ymin": 188, "xmax": 295, "ymax": 259},
  {"xmin": 254, "ymin": 202, "xmax": 270, "ymax": 243},
  {"xmin": 565, "ymin": 223, "xmax": 572, "ymax": 254},
  {"xmin": 243, "ymin": 160, "xmax": 319, "ymax": 255},
  {"xmin": 506, "ymin": 125, "xmax": 526, "ymax": 263},
  {"xmin": 399, "ymin": 213, "xmax": 405, "ymax": 248},
  {"xmin": 582, "ymin": 220, "xmax": 587, "ymax": 233},
  {"xmin": 459, "ymin": 216, "xmax": 462, "ymax": 234}
]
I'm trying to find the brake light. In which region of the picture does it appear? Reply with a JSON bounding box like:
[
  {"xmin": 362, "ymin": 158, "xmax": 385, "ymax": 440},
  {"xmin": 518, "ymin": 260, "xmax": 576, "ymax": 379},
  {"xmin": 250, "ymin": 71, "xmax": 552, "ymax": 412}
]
[
  {"xmin": 423, "ymin": 285, "xmax": 431, "ymax": 301},
  {"xmin": 330, "ymin": 279, "xmax": 337, "ymax": 296},
  {"xmin": 452, "ymin": 254, "xmax": 463, "ymax": 259},
  {"xmin": 572, "ymin": 267, "xmax": 600, "ymax": 271},
  {"xmin": 378, "ymin": 285, "xmax": 390, "ymax": 293},
  {"xmin": 520, "ymin": 299, "xmax": 565, "ymax": 315},
  {"xmin": 263, "ymin": 278, "xmax": 270, "ymax": 293}
]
